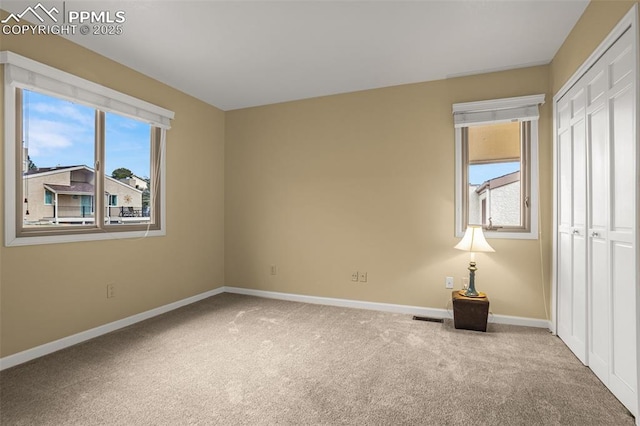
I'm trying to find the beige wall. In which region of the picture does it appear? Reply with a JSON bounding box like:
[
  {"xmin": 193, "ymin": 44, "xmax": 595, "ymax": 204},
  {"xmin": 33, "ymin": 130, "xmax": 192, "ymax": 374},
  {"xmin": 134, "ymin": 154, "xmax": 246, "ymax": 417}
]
[
  {"xmin": 225, "ymin": 65, "xmax": 553, "ymax": 319},
  {"xmin": 550, "ymin": 0, "xmax": 639, "ymax": 94},
  {"xmin": 0, "ymin": 13, "xmax": 225, "ymax": 357}
]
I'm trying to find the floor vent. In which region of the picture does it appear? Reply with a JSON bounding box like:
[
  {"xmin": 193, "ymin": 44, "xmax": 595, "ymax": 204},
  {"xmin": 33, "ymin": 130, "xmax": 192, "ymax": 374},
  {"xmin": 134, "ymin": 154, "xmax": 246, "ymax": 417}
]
[{"xmin": 413, "ymin": 316, "xmax": 444, "ymax": 323}]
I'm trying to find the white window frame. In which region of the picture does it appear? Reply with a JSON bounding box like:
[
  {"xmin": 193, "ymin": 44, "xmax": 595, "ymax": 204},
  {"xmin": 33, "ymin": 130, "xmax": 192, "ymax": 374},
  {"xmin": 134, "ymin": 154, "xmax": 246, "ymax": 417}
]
[
  {"xmin": 453, "ymin": 94, "xmax": 544, "ymax": 240},
  {"xmin": 2, "ymin": 51, "xmax": 174, "ymax": 246}
]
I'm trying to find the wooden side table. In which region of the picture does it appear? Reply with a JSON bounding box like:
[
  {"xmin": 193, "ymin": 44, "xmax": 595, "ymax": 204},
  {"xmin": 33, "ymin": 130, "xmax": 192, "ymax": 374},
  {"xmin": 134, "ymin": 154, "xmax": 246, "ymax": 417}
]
[{"xmin": 452, "ymin": 290, "xmax": 489, "ymax": 332}]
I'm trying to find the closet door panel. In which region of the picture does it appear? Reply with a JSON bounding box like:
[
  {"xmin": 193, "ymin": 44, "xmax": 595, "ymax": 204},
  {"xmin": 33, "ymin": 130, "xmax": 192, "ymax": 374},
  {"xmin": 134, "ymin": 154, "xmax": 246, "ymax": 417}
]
[
  {"xmin": 558, "ymin": 128, "xmax": 572, "ymax": 228},
  {"xmin": 610, "ymin": 88, "xmax": 635, "ymax": 232},
  {"xmin": 571, "ymin": 234, "xmax": 586, "ymax": 351},
  {"xmin": 610, "ymin": 42, "xmax": 634, "ymax": 87},
  {"xmin": 588, "ymin": 94, "xmax": 608, "ymax": 230},
  {"xmin": 557, "ymin": 89, "xmax": 588, "ymax": 362},
  {"xmin": 610, "ymin": 241, "xmax": 637, "ymax": 411},
  {"xmin": 606, "ymin": 27, "xmax": 637, "ymax": 415},
  {"xmin": 558, "ymin": 232, "xmax": 573, "ymax": 332},
  {"xmin": 557, "ymin": 101, "xmax": 572, "ymax": 341},
  {"xmin": 589, "ymin": 237, "xmax": 609, "ymax": 381},
  {"xmin": 572, "ymin": 119, "xmax": 587, "ymax": 231},
  {"xmin": 587, "ymin": 69, "xmax": 606, "ymax": 105},
  {"xmin": 572, "ymin": 103, "xmax": 588, "ymax": 360},
  {"xmin": 587, "ymin": 70, "xmax": 610, "ymax": 383}
]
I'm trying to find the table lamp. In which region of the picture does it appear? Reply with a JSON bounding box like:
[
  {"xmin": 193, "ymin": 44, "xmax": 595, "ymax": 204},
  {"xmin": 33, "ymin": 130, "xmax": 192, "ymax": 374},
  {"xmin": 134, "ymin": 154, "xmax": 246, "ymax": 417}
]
[{"xmin": 454, "ymin": 226, "xmax": 495, "ymax": 297}]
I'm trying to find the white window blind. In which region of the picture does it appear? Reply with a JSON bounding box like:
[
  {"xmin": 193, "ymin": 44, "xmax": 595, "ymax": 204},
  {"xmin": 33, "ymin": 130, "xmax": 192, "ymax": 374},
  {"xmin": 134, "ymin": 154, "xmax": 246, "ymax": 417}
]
[
  {"xmin": 453, "ymin": 94, "xmax": 545, "ymax": 128},
  {"xmin": 1, "ymin": 51, "xmax": 174, "ymax": 129}
]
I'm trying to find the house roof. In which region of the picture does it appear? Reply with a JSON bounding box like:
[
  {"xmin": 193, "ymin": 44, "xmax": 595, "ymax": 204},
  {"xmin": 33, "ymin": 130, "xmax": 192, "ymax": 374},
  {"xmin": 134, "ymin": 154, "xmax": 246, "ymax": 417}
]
[
  {"xmin": 27, "ymin": 165, "xmax": 143, "ymax": 194},
  {"xmin": 475, "ymin": 171, "xmax": 520, "ymax": 194},
  {"xmin": 25, "ymin": 165, "xmax": 84, "ymax": 176},
  {"xmin": 44, "ymin": 183, "xmax": 93, "ymax": 196}
]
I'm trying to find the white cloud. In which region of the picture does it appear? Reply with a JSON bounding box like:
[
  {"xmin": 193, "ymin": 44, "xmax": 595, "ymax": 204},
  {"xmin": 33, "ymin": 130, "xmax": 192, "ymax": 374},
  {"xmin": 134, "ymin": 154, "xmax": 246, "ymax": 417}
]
[
  {"xmin": 29, "ymin": 102, "xmax": 94, "ymax": 127},
  {"xmin": 24, "ymin": 118, "xmax": 90, "ymax": 157}
]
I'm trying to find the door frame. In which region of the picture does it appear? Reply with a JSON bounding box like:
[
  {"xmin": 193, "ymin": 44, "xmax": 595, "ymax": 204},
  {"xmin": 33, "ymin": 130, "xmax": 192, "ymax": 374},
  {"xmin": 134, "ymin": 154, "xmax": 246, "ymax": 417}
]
[{"xmin": 552, "ymin": 3, "xmax": 638, "ymax": 419}]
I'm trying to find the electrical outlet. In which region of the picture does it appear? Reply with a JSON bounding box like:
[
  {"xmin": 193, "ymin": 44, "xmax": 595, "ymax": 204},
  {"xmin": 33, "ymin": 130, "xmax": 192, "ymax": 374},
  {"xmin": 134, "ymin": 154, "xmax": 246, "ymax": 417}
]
[
  {"xmin": 351, "ymin": 271, "xmax": 359, "ymax": 282},
  {"xmin": 270, "ymin": 265, "xmax": 277, "ymax": 275},
  {"xmin": 107, "ymin": 284, "xmax": 115, "ymax": 298},
  {"xmin": 359, "ymin": 272, "xmax": 367, "ymax": 282},
  {"xmin": 445, "ymin": 277, "xmax": 454, "ymax": 289}
]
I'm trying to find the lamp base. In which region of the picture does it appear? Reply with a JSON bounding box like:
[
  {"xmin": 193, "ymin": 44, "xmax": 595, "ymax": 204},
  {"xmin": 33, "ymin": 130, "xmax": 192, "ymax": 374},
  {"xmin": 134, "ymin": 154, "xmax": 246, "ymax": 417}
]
[{"xmin": 463, "ymin": 261, "xmax": 482, "ymax": 298}]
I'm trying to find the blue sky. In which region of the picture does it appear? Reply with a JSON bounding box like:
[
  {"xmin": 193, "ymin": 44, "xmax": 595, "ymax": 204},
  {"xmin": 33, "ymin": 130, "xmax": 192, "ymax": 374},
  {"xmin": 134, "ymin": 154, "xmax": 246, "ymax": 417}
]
[
  {"xmin": 469, "ymin": 162, "xmax": 520, "ymax": 185},
  {"xmin": 23, "ymin": 90, "xmax": 151, "ymax": 178}
]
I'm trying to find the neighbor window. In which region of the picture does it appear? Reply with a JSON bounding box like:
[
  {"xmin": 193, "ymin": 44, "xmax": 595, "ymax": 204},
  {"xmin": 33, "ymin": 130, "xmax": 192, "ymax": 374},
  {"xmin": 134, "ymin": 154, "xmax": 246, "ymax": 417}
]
[
  {"xmin": 2, "ymin": 51, "xmax": 174, "ymax": 246},
  {"xmin": 44, "ymin": 189, "xmax": 53, "ymax": 205},
  {"xmin": 453, "ymin": 94, "xmax": 544, "ymax": 239}
]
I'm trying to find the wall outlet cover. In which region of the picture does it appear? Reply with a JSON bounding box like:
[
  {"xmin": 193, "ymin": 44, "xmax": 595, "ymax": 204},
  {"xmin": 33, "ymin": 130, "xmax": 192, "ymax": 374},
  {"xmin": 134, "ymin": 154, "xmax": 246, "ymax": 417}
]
[{"xmin": 445, "ymin": 277, "xmax": 454, "ymax": 289}]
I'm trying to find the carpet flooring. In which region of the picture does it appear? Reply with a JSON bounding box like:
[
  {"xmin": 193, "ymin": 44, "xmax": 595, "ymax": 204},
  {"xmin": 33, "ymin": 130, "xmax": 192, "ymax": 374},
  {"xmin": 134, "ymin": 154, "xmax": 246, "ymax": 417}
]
[{"xmin": 0, "ymin": 293, "xmax": 635, "ymax": 425}]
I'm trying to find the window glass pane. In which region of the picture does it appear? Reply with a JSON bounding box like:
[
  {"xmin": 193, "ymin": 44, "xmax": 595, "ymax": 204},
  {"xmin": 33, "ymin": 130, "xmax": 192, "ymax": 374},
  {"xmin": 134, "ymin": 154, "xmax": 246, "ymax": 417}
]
[
  {"xmin": 105, "ymin": 112, "xmax": 152, "ymax": 225},
  {"xmin": 467, "ymin": 122, "xmax": 522, "ymax": 228},
  {"xmin": 22, "ymin": 90, "xmax": 96, "ymax": 228}
]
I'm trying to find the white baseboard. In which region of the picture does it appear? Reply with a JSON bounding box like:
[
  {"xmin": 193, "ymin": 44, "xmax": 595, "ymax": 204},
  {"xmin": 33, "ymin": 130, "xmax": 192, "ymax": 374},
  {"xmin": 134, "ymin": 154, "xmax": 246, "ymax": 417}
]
[
  {"xmin": 488, "ymin": 312, "xmax": 551, "ymax": 329},
  {"xmin": 225, "ymin": 286, "xmax": 452, "ymax": 318},
  {"xmin": 223, "ymin": 286, "xmax": 552, "ymax": 330},
  {"xmin": 1, "ymin": 285, "xmax": 551, "ymax": 371},
  {"xmin": 0, "ymin": 287, "xmax": 226, "ymax": 371}
]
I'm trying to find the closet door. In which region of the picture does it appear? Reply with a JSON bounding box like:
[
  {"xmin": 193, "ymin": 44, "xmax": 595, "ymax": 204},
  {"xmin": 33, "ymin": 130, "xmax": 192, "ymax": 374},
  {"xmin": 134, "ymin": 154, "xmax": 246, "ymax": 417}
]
[
  {"xmin": 586, "ymin": 60, "xmax": 609, "ymax": 384},
  {"xmin": 604, "ymin": 27, "xmax": 637, "ymax": 415},
  {"xmin": 556, "ymin": 25, "xmax": 637, "ymax": 416},
  {"xmin": 557, "ymin": 84, "xmax": 588, "ymax": 364}
]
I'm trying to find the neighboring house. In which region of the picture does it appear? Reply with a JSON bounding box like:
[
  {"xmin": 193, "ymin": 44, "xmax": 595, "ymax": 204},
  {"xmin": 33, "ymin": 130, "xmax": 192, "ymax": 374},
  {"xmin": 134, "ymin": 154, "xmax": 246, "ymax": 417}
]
[
  {"xmin": 119, "ymin": 174, "xmax": 148, "ymax": 191},
  {"xmin": 24, "ymin": 165, "xmax": 146, "ymax": 225},
  {"xmin": 468, "ymin": 171, "xmax": 520, "ymax": 227}
]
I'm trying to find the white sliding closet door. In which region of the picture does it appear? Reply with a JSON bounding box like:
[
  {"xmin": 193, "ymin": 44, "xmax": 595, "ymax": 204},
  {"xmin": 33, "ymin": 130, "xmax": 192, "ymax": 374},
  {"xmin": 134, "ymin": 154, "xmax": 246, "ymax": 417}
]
[
  {"xmin": 604, "ymin": 27, "xmax": 637, "ymax": 414},
  {"xmin": 555, "ymin": 23, "xmax": 637, "ymax": 416},
  {"xmin": 586, "ymin": 59, "xmax": 610, "ymax": 384},
  {"xmin": 557, "ymin": 84, "xmax": 588, "ymax": 364}
]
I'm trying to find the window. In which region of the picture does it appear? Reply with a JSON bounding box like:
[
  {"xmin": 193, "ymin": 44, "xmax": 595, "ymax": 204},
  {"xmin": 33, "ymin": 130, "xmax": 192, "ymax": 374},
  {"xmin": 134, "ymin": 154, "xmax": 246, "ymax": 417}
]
[
  {"xmin": 464, "ymin": 122, "xmax": 529, "ymax": 229},
  {"xmin": 453, "ymin": 94, "xmax": 544, "ymax": 239},
  {"xmin": 2, "ymin": 51, "xmax": 174, "ymax": 246}
]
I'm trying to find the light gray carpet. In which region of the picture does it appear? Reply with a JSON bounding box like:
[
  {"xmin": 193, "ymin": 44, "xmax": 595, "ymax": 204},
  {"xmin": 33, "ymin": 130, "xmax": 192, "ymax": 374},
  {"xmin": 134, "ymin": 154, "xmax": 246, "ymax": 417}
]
[{"xmin": 0, "ymin": 293, "xmax": 635, "ymax": 425}]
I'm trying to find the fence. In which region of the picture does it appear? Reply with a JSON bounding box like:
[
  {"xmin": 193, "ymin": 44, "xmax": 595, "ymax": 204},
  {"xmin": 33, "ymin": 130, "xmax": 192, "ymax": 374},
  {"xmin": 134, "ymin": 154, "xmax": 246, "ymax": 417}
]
[{"xmin": 55, "ymin": 206, "xmax": 150, "ymax": 218}]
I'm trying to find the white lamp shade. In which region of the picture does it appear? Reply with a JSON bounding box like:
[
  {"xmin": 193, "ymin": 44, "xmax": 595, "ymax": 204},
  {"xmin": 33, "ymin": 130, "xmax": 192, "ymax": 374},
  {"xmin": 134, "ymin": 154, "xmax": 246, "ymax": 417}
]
[{"xmin": 454, "ymin": 226, "xmax": 495, "ymax": 253}]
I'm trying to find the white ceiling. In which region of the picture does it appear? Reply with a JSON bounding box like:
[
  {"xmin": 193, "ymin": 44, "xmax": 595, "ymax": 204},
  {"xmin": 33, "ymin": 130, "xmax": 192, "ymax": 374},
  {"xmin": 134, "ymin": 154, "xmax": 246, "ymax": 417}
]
[{"xmin": 2, "ymin": 1, "xmax": 590, "ymax": 110}]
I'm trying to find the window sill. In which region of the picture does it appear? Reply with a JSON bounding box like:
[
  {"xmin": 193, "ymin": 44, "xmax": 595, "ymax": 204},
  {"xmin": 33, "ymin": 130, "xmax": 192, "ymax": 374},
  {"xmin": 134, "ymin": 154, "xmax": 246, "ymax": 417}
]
[
  {"xmin": 5, "ymin": 229, "xmax": 166, "ymax": 247},
  {"xmin": 455, "ymin": 229, "xmax": 538, "ymax": 240}
]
